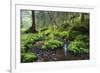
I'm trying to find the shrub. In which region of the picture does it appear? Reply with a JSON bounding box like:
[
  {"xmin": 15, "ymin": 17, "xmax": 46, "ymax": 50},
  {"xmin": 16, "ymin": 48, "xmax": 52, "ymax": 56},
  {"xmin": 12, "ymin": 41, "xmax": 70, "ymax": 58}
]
[
  {"xmin": 68, "ymin": 30, "xmax": 80, "ymax": 40},
  {"xmin": 21, "ymin": 33, "xmax": 44, "ymax": 52},
  {"xmin": 75, "ymin": 35, "xmax": 89, "ymax": 42},
  {"xmin": 40, "ymin": 27, "xmax": 48, "ymax": 32},
  {"xmin": 21, "ymin": 34, "xmax": 34, "ymax": 52},
  {"xmin": 41, "ymin": 39, "xmax": 63, "ymax": 50},
  {"xmin": 21, "ymin": 52, "xmax": 37, "ymax": 63},
  {"xmin": 41, "ymin": 29, "xmax": 51, "ymax": 36},
  {"xmin": 53, "ymin": 31, "xmax": 68, "ymax": 39},
  {"xmin": 68, "ymin": 40, "xmax": 89, "ymax": 54},
  {"xmin": 59, "ymin": 21, "xmax": 70, "ymax": 31},
  {"xmin": 61, "ymin": 23, "xmax": 70, "ymax": 29}
]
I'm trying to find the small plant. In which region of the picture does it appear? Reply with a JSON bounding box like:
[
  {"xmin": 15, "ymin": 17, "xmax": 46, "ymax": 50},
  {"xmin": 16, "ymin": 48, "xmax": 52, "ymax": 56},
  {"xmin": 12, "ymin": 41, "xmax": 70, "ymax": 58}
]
[
  {"xmin": 41, "ymin": 39, "xmax": 63, "ymax": 50},
  {"xmin": 53, "ymin": 31, "xmax": 68, "ymax": 39},
  {"xmin": 21, "ymin": 33, "xmax": 34, "ymax": 52},
  {"xmin": 41, "ymin": 29, "xmax": 51, "ymax": 36},
  {"xmin": 68, "ymin": 40, "xmax": 89, "ymax": 55},
  {"xmin": 40, "ymin": 27, "xmax": 48, "ymax": 32},
  {"xmin": 75, "ymin": 35, "xmax": 89, "ymax": 42},
  {"xmin": 21, "ymin": 52, "xmax": 37, "ymax": 63},
  {"xmin": 21, "ymin": 33, "xmax": 44, "ymax": 52}
]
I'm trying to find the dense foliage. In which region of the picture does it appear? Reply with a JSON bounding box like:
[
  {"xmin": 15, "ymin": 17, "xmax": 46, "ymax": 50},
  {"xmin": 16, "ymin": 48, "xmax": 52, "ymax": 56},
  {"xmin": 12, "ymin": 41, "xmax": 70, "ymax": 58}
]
[
  {"xmin": 21, "ymin": 52, "xmax": 37, "ymax": 62},
  {"xmin": 20, "ymin": 10, "xmax": 89, "ymax": 62},
  {"xmin": 41, "ymin": 39, "xmax": 63, "ymax": 50}
]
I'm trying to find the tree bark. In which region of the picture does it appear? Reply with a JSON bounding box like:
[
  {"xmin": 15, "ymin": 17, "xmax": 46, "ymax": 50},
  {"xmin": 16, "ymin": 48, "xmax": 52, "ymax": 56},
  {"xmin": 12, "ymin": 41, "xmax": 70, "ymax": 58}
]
[
  {"xmin": 25, "ymin": 10, "xmax": 37, "ymax": 33},
  {"xmin": 80, "ymin": 13, "xmax": 85, "ymax": 22},
  {"xmin": 31, "ymin": 11, "xmax": 36, "ymax": 32}
]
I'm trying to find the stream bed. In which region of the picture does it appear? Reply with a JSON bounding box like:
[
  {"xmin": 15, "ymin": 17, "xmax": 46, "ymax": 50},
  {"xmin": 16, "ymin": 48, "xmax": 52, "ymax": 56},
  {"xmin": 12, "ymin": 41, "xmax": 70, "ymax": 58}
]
[{"xmin": 28, "ymin": 47, "xmax": 89, "ymax": 62}]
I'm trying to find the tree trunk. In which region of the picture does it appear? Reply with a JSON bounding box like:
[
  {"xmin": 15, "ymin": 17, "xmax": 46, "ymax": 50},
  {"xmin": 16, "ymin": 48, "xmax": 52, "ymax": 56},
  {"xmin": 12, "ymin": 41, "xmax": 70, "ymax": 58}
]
[
  {"xmin": 80, "ymin": 13, "xmax": 85, "ymax": 22},
  {"xmin": 20, "ymin": 10, "xmax": 23, "ymax": 25},
  {"xmin": 25, "ymin": 10, "xmax": 37, "ymax": 33},
  {"xmin": 31, "ymin": 11, "xmax": 36, "ymax": 32}
]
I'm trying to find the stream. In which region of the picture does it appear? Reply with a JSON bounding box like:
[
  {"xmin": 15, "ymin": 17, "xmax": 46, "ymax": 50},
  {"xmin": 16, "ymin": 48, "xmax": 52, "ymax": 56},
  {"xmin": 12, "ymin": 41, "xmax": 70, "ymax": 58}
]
[
  {"xmin": 63, "ymin": 41, "xmax": 68, "ymax": 56},
  {"xmin": 28, "ymin": 41, "xmax": 89, "ymax": 62}
]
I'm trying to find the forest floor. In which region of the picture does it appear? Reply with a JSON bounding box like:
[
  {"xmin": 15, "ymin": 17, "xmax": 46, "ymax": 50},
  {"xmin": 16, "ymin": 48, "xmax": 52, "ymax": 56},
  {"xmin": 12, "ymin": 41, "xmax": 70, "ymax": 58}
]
[{"xmin": 28, "ymin": 47, "xmax": 89, "ymax": 62}]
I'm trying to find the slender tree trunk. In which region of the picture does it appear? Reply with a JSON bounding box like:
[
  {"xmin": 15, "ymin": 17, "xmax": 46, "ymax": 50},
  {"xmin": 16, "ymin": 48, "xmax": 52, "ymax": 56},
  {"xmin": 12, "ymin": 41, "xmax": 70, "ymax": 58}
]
[
  {"xmin": 20, "ymin": 10, "xmax": 23, "ymax": 25},
  {"xmin": 31, "ymin": 11, "xmax": 36, "ymax": 32},
  {"xmin": 80, "ymin": 13, "xmax": 85, "ymax": 22},
  {"xmin": 25, "ymin": 10, "xmax": 37, "ymax": 33}
]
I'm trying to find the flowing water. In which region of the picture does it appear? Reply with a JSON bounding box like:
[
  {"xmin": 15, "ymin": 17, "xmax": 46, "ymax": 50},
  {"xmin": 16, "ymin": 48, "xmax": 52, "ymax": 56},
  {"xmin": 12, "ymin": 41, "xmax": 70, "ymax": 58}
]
[
  {"xmin": 28, "ymin": 41, "xmax": 89, "ymax": 62},
  {"xmin": 63, "ymin": 42, "xmax": 68, "ymax": 56}
]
